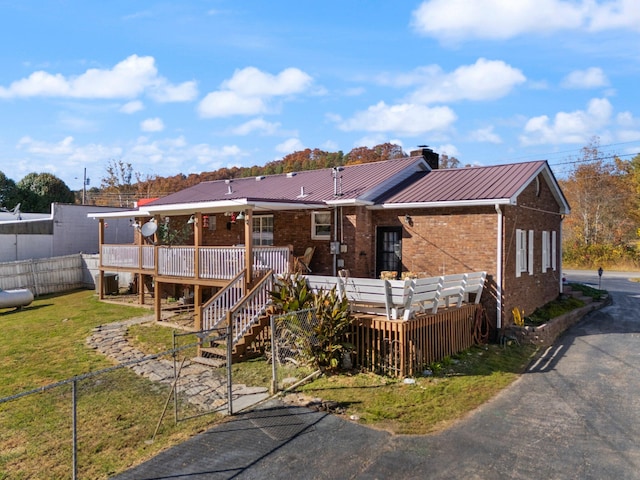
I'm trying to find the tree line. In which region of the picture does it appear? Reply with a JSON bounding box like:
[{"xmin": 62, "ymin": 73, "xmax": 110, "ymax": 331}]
[
  {"xmin": 559, "ymin": 138, "xmax": 640, "ymax": 269},
  {"xmin": 9, "ymin": 138, "xmax": 638, "ymax": 272}
]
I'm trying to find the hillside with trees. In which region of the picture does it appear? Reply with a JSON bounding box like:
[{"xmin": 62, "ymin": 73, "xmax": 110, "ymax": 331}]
[{"xmin": 559, "ymin": 138, "xmax": 640, "ymax": 269}]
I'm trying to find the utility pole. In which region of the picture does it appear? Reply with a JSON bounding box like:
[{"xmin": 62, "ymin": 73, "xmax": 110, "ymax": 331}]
[{"xmin": 82, "ymin": 168, "xmax": 90, "ymax": 205}]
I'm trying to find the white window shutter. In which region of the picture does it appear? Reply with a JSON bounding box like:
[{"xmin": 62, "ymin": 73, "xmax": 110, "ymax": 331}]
[
  {"xmin": 516, "ymin": 229, "xmax": 522, "ymax": 277},
  {"xmin": 528, "ymin": 230, "xmax": 534, "ymax": 275},
  {"xmin": 552, "ymin": 231, "xmax": 557, "ymax": 270},
  {"xmin": 542, "ymin": 231, "xmax": 549, "ymax": 272}
]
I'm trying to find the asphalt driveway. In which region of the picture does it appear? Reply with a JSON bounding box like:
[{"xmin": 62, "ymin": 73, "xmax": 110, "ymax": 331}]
[{"xmin": 114, "ymin": 271, "xmax": 640, "ymax": 480}]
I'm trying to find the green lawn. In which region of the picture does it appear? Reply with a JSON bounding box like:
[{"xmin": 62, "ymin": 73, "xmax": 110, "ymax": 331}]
[
  {"xmin": 0, "ymin": 290, "xmax": 222, "ymax": 480},
  {"xmin": 0, "ymin": 288, "xmax": 543, "ymax": 479}
]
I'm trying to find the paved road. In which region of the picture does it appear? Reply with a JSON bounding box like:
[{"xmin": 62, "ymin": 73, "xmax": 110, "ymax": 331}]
[{"xmin": 114, "ymin": 271, "xmax": 640, "ymax": 479}]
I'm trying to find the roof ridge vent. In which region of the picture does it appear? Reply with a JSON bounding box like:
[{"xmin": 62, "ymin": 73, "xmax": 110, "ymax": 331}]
[
  {"xmin": 256, "ymin": 176, "xmax": 265, "ymax": 181},
  {"xmin": 286, "ymin": 172, "xmax": 297, "ymax": 178}
]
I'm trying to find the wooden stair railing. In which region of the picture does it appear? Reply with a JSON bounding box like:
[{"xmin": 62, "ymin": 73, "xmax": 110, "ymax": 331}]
[{"xmin": 198, "ymin": 270, "xmax": 274, "ymax": 364}]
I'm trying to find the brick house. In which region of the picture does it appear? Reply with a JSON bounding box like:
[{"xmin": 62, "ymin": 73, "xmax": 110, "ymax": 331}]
[{"xmin": 90, "ymin": 149, "xmax": 569, "ymax": 332}]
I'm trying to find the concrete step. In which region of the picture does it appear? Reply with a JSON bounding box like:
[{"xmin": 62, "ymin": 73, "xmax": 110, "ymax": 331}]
[{"xmin": 191, "ymin": 355, "xmax": 226, "ymax": 368}]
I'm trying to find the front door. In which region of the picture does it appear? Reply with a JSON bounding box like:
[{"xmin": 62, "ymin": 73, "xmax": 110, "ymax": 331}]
[{"xmin": 376, "ymin": 227, "xmax": 402, "ymax": 279}]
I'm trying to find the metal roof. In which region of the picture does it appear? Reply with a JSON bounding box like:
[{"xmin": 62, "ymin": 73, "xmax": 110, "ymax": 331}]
[
  {"xmin": 380, "ymin": 160, "xmax": 570, "ymax": 214},
  {"xmin": 141, "ymin": 155, "xmax": 429, "ymax": 214}
]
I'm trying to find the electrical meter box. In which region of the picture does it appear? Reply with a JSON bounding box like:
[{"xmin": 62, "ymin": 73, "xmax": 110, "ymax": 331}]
[{"xmin": 330, "ymin": 241, "xmax": 340, "ymax": 254}]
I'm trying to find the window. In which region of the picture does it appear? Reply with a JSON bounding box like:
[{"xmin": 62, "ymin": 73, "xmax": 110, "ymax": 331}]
[
  {"xmin": 551, "ymin": 231, "xmax": 557, "ymax": 271},
  {"xmin": 312, "ymin": 211, "xmax": 332, "ymax": 240},
  {"xmin": 542, "ymin": 231, "xmax": 550, "ymax": 271},
  {"xmin": 542, "ymin": 230, "xmax": 557, "ymax": 272},
  {"xmin": 252, "ymin": 215, "xmax": 273, "ymax": 246},
  {"xmin": 516, "ymin": 229, "xmax": 534, "ymax": 277}
]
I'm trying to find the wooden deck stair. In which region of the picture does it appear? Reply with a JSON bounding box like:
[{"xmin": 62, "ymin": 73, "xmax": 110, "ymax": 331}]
[{"xmin": 195, "ymin": 313, "xmax": 271, "ymax": 366}]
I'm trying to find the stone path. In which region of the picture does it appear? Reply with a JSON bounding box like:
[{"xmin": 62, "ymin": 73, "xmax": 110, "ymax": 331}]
[{"xmin": 86, "ymin": 316, "xmax": 269, "ymax": 414}]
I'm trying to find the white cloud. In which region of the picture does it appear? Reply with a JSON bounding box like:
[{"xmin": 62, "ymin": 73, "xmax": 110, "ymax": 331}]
[
  {"xmin": 353, "ymin": 135, "xmax": 387, "ymax": 148},
  {"xmin": 198, "ymin": 66, "xmax": 313, "ymax": 118},
  {"xmin": 588, "ymin": 0, "xmax": 640, "ymax": 31},
  {"xmin": 149, "ymin": 80, "xmax": 198, "ymax": 102},
  {"xmin": 222, "ymin": 67, "xmax": 312, "ymax": 96},
  {"xmin": 520, "ymin": 98, "xmax": 613, "ymax": 145},
  {"xmin": 140, "ymin": 117, "xmax": 165, "ymax": 132},
  {"xmin": 275, "ymin": 138, "xmax": 305, "ymax": 154},
  {"xmin": 321, "ymin": 140, "xmax": 340, "ymax": 151},
  {"xmin": 409, "ymin": 59, "xmax": 526, "ymax": 104},
  {"xmin": 470, "ymin": 126, "xmax": 502, "ymax": 144},
  {"xmin": 14, "ymin": 134, "xmax": 248, "ymax": 181},
  {"xmin": 120, "ymin": 100, "xmax": 144, "ymax": 114},
  {"xmin": 16, "ymin": 136, "xmax": 122, "ymax": 167},
  {"xmin": 338, "ymin": 101, "xmax": 457, "ymax": 136},
  {"xmin": 436, "ymin": 144, "xmax": 460, "ymax": 157},
  {"xmin": 199, "ymin": 91, "xmax": 267, "ymax": 118},
  {"xmin": 411, "ymin": 0, "xmax": 640, "ymax": 41},
  {"xmin": 617, "ymin": 111, "xmax": 636, "ymax": 127},
  {"xmin": 561, "ymin": 67, "xmax": 609, "ymax": 89},
  {"xmin": 0, "ymin": 55, "xmax": 197, "ymax": 102},
  {"xmin": 230, "ymin": 117, "xmax": 281, "ymax": 135}
]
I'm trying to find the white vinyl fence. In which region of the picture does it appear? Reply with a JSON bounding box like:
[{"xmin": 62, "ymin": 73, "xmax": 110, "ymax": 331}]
[{"xmin": 0, "ymin": 253, "xmax": 102, "ymax": 296}]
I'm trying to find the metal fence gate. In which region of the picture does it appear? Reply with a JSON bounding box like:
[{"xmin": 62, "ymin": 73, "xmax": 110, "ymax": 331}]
[{"xmin": 269, "ymin": 308, "xmax": 321, "ymax": 394}]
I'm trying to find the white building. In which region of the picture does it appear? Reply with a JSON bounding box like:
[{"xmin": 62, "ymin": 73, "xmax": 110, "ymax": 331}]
[{"xmin": 0, "ymin": 203, "xmax": 133, "ymax": 263}]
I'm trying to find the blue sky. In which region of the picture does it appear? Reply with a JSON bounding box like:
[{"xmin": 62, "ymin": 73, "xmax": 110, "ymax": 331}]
[{"xmin": 1, "ymin": 0, "xmax": 639, "ymax": 193}]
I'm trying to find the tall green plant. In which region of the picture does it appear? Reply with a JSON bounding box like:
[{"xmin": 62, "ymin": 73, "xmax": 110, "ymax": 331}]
[
  {"xmin": 269, "ymin": 274, "xmax": 353, "ymax": 372},
  {"xmin": 312, "ymin": 287, "xmax": 353, "ymax": 372},
  {"xmin": 270, "ymin": 273, "xmax": 313, "ymax": 312}
]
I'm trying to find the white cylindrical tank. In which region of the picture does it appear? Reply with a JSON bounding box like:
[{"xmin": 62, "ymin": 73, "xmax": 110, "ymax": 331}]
[{"xmin": 0, "ymin": 288, "xmax": 34, "ymax": 309}]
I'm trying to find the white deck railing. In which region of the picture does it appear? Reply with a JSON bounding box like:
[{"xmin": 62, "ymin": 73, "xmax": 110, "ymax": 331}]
[
  {"xmin": 100, "ymin": 244, "xmax": 290, "ymax": 280},
  {"xmin": 304, "ymin": 271, "xmax": 486, "ymax": 320},
  {"xmin": 202, "ymin": 269, "xmax": 274, "ymax": 345},
  {"xmin": 202, "ymin": 270, "xmax": 246, "ymax": 330}
]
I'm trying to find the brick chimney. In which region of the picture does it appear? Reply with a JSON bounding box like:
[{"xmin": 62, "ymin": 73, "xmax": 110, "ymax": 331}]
[{"xmin": 410, "ymin": 146, "xmax": 439, "ymax": 170}]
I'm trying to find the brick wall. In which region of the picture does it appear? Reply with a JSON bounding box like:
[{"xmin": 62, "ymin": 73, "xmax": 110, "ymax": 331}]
[{"xmin": 502, "ymin": 174, "xmax": 563, "ymax": 323}]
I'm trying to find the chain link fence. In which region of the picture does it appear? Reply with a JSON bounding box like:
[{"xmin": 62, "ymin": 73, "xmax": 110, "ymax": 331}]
[
  {"xmin": 269, "ymin": 308, "xmax": 321, "ymax": 393},
  {"xmin": 0, "ymin": 326, "xmax": 230, "ymax": 479}
]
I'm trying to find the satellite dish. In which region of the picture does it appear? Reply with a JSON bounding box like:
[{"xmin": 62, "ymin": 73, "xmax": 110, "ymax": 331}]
[{"xmin": 140, "ymin": 221, "xmax": 158, "ymax": 237}]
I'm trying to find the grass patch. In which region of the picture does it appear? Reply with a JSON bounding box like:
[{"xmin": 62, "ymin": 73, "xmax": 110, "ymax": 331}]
[
  {"xmin": 0, "ymin": 290, "xmax": 221, "ymax": 480},
  {"xmin": 567, "ymin": 282, "xmax": 607, "ymax": 301},
  {"xmin": 295, "ymin": 344, "xmax": 538, "ymax": 435},
  {"xmin": 129, "ymin": 322, "xmax": 540, "ymax": 436}
]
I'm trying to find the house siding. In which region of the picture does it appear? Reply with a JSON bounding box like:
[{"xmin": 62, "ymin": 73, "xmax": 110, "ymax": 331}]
[{"xmin": 502, "ymin": 174, "xmax": 563, "ymax": 324}]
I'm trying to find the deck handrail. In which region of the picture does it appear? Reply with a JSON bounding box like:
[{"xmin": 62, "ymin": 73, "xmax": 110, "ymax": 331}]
[
  {"xmin": 100, "ymin": 244, "xmax": 290, "ymax": 280},
  {"xmin": 304, "ymin": 272, "xmax": 486, "ymax": 320},
  {"xmin": 227, "ymin": 270, "xmax": 274, "ymax": 345},
  {"xmin": 201, "ymin": 269, "xmax": 246, "ymax": 331}
]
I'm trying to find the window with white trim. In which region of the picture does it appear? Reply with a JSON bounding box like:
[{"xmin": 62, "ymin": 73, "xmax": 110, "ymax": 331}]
[
  {"xmin": 551, "ymin": 230, "xmax": 557, "ymax": 271},
  {"xmin": 252, "ymin": 215, "xmax": 273, "ymax": 246},
  {"xmin": 312, "ymin": 211, "xmax": 331, "ymax": 240},
  {"xmin": 516, "ymin": 229, "xmax": 534, "ymax": 277},
  {"xmin": 542, "ymin": 231, "xmax": 550, "ymax": 272}
]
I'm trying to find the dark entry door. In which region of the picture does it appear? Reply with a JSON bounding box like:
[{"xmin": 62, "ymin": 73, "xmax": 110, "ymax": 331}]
[{"xmin": 376, "ymin": 227, "xmax": 402, "ymax": 278}]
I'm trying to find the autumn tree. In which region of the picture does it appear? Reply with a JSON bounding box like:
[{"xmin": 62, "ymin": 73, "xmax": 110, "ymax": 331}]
[
  {"xmin": 100, "ymin": 159, "xmax": 135, "ymax": 207},
  {"xmin": 439, "ymin": 153, "xmax": 461, "ymax": 168},
  {"xmin": 345, "ymin": 143, "xmax": 405, "ymax": 164},
  {"xmin": 17, "ymin": 172, "xmax": 75, "ymax": 213},
  {"xmin": 560, "ymin": 138, "xmax": 639, "ymax": 267}
]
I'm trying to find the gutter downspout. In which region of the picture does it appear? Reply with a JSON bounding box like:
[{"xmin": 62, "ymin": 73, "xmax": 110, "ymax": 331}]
[
  {"xmin": 495, "ymin": 204, "xmax": 503, "ymax": 330},
  {"xmin": 559, "ymin": 216, "xmax": 564, "ymax": 293},
  {"xmin": 333, "ymin": 206, "xmax": 338, "ymax": 276}
]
